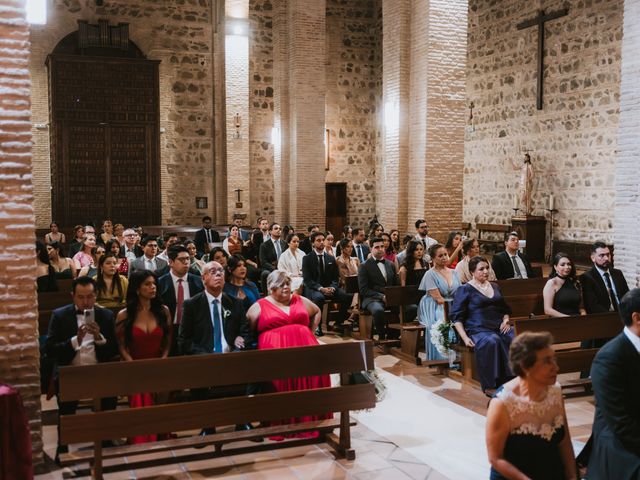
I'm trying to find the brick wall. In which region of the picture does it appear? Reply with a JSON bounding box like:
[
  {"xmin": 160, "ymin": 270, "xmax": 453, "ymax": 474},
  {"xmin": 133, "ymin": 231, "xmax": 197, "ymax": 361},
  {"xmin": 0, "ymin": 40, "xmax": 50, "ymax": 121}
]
[
  {"xmin": 464, "ymin": 0, "xmax": 623, "ymax": 246},
  {"xmin": 29, "ymin": 0, "xmax": 215, "ymax": 228},
  {"xmin": 0, "ymin": 0, "xmax": 42, "ymax": 466},
  {"xmin": 613, "ymin": 0, "xmax": 640, "ymax": 287}
]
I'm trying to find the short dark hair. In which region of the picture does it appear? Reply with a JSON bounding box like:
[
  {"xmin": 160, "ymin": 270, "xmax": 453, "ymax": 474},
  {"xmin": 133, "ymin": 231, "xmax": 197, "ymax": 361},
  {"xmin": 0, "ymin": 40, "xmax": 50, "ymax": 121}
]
[
  {"xmin": 140, "ymin": 236, "xmax": 157, "ymax": 247},
  {"xmin": 509, "ymin": 332, "xmax": 554, "ymax": 377},
  {"xmin": 468, "ymin": 255, "xmax": 489, "ymax": 273},
  {"xmin": 210, "ymin": 247, "xmax": 228, "ymax": 260},
  {"xmin": 591, "ymin": 241, "xmax": 609, "ymax": 254},
  {"xmin": 285, "ymin": 233, "xmax": 299, "ymax": 244},
  {"xmin": 310, "ymin": 231, "xmax": 325, "ymax": 243},
  {"xmin": 339, "ymin": 237, "xmax": 351, "ymax": 249},
  {"xmin": 342, "ymin": 225, "xmax": 352, "ymax": 236},
  {"xmin": 370, "ymin": 236, "xmax": 384, "ymax": 247},
  {"xmin": 163, "ymin": 231, "xmax": 178, "ymax": 242},
  {"xmin": 415, "ymin": 219, "xmax": 426, "ymax": 229},
  {"xmin": 462, "ymin": 238, "xmax": 477, "ymax": 255},
  {"xmin": 353, "ymin": 227, "xmax": 364, "ymax": 237},
  {"xmin": 72, "ymin": 275, "xmax": 97, "ymax": 294},
  {"xmin": 168, "ymin": 245, "xmax": 189, "ymax": 261},
  {"xmin": 619, "ymin": 288, "xmax": 640, "ymax": 327},
  {"xmin": 226, "ymin": 254, "xmax": 247, "ymax": 280},
  {"xmin": 269, "ymin": 222, "xmax": 280, "ymax": 232},
  {"xmin": 307, "ymin": 224, "xmax": 319, "ymax": 233},
  {"xmin": 202, "ymin": 216, "xmax": 212, "ymax": 222},
  {"xmin": 504, "ymin": 231, "xmax": 519, "ymax": 242}
]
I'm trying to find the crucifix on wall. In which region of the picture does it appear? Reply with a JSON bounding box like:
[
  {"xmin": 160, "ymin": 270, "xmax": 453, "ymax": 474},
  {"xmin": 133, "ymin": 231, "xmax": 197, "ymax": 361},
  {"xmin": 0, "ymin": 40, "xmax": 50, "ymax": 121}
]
[{"xmin": 517, "ymin": 8, "xmax": 569, "ymax": 110}]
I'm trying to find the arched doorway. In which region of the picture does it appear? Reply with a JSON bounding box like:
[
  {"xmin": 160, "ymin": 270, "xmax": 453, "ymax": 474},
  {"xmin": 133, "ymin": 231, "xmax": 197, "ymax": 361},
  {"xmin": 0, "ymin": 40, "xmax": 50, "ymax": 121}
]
[{"xmin": 47, "ymin": 20, "xmax": 161, "ymax": 227}]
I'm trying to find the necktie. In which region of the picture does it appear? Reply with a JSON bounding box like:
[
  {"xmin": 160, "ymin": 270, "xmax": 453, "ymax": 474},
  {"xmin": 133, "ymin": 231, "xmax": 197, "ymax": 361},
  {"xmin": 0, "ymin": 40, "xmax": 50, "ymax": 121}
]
[
  {"xmin": 318, "ymin": 254, "xmax": 325, "ymax": 277},
  {"xmin": 176, "ymin": 279, "xmax": 184, "ymax": 324},
  {"xmin": 357, "ymin": 245, "xmax": 364, "ymax": 262},
  {"xmin": 603, "ymin": 272, "xmax": 619, "ymax": 311},
  {"xmin": 511, "ymin": 256, "xmax": 523, "ymax": 279},
  {"xmin": 212, "ymin": 299, "xmax": 223, "ymax": 353},
  {"xmin": 206, "ymin": 229, "xmax": 211, "ymax": 244},
  {"xmin": 275, "ymin": 240, "xmax": 282, "ymax": 259}
]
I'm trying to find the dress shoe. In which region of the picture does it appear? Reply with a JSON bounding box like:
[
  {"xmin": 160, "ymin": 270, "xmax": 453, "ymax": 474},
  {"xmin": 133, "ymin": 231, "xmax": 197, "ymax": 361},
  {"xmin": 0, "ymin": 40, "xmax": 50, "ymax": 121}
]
[
  {"xmin": 235, "ymin": 423, "xmax": 264, "ymax": 442},
  {"xmin": 315, "ymin": 327, "xmax": 324, "ymax": 337},
  {"xmin": 54, "ymin": 445, "xmax": 68, "ymax": 466},
  {"xmin": 194, "ymin": 427, "xmax": 216, "ymax": 449}
]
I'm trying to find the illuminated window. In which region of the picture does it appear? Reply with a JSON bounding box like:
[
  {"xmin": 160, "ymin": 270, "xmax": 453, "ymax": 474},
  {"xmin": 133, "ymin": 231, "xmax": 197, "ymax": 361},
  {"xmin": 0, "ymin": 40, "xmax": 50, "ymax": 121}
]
[{"xmin": 26, "ymin": 0, "xmax": 46, "ymax": 25}]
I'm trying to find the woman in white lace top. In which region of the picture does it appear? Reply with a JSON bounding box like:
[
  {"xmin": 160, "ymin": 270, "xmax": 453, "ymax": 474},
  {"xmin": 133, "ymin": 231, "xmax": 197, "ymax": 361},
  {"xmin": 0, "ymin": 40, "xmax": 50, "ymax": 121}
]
[{"xmin": 486, "ymin": 332, "xmax": 577, "ymax": 480}]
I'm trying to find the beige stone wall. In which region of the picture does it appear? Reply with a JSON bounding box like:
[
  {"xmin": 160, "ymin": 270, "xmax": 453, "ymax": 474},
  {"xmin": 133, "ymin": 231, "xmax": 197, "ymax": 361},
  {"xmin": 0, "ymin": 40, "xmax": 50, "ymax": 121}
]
[
  {"xmin": 0, "ymin": 0, "xmax": 42, "ymax": 465},
  {"xmin": 325, "ymin": 0, "xmax": 381, "ymax": 231},
  {"xmin": 464, "ymin": 0, "xmax": 623, "ymax": 245},
  {"xmin": 29, "ymin": 0, "xmax": 216, "ymax": 228}
]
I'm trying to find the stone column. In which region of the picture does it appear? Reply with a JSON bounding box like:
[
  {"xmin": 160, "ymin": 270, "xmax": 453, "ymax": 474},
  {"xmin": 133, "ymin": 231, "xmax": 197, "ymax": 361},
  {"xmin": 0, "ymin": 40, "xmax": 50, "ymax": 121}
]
[
  {"xmin": 0, "ymin": 0, "xmax": 42, "ymax": 467},
  {"xmin": 272, "ymin": 0, "xmax": 326, "ymax": 229},
  {"xmin": 614, "ymin": 0, "xmax": 640, "ymax": 287}
]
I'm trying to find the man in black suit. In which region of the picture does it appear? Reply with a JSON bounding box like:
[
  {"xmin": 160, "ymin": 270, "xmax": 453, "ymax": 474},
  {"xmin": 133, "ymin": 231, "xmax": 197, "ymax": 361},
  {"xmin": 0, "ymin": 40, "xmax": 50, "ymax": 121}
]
[
  {"xmin": 299, "ymin": 224, "xmax": 319, "ymax": 254},
  {"xmin": 302, "ymin": 231, "xmax": 353, "ymax": 335},
  {"xmin": 194, "ymin": 216, "xmax": 221, "ymax": 259},
  {"xmin": 491, "ymin": 231, "xmax": 534, "ymax": 280},
  {"xmin": 358, "ymin": 236, "xmax": 399, "ymax": 340},
  {"xmin": 587, "ymin": 288, "xmax": 640, "ymax": 479},
  {"xmin": 120, "ymin": 228, "xmax": 143, "ymax": 262},
  {"xmin": 44, "ymin": 276, "xmax": 119, "ymax": 464},
  {"xmin": 581, "ymin": 241, "xmax": 629, "ymax": 315},
  {"xmin": 351, "ymin": 227, "xmax": 370, "ymax": 264},
  {"xmin": 158, "ymin": 245, "xmax": 204, "ymax": 356},
  {"xmin": 258, "ymin": 223, "xmax": 287, "ymax": 293},
  {"xmin": 177, "ymin": 260, "xmax": 254, "ymax": 436}
]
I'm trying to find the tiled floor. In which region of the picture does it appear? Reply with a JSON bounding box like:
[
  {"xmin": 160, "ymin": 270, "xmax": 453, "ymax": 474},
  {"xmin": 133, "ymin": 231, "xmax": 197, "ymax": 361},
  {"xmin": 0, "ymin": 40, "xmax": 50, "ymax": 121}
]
[{"xmin": 36, "ymin": 334, "xmax": 594, "ymax": 479}]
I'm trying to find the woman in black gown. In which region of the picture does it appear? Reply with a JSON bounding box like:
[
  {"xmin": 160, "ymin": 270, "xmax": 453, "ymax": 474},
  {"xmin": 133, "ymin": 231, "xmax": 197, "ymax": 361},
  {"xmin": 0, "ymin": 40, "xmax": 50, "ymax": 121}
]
[
  {"xmin": 486, "ymin": 332, "xmax": 577, "ymax": 480},
  {"xmin": 543, "ymin": 253, "xmax": 586, "ymax": 317}
]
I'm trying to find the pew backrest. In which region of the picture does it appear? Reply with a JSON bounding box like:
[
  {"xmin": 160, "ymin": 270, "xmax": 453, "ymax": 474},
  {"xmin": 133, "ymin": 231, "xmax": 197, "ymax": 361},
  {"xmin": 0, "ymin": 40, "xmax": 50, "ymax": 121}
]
[
  {"xmin": 514, "ymin": 312, "xmax": 621, "ymax": 344},
  {"xmin": 496, "ymin": 277, "xmax": 547, "ymax": 297},
  {"xmin": 504, "ymin": 293, "xmax": 545, "ymax": 318}
]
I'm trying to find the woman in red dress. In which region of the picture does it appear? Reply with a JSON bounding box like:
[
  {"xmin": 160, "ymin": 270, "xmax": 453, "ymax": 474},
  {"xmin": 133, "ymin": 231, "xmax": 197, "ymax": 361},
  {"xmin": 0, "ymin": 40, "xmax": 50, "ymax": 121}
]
[
  {"xmin": 116, "ymin": 270, "xmax": 172, "ymax": 444},
  {"xmin": 246, "ymin": 270, "xmax": 331, "ymax": 439}
]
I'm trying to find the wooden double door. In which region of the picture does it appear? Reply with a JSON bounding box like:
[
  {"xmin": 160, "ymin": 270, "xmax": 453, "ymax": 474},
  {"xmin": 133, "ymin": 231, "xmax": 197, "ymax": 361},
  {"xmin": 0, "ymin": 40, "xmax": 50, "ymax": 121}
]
[{"xmin": 48, "ymin": 54, "xmax": 161, "ymax": 227}]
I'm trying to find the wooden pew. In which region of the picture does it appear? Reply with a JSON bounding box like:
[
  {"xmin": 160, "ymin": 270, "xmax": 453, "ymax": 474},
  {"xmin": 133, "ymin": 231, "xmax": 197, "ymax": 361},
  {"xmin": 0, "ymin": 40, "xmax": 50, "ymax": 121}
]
[
  {"xmin": 384, "ymin": 285, "xmax": 426, "ymax": 365},
  {"xmin": 496, "ymin": 277, "xmax": 547, "ymax": 297},
  {"xmin": 514, "ymin": 312, "xmax": 621, "ymax": 390},
  {"xmin": 503, "ymin": 293, "xmax": 545, "ymax": 318},
  {"xmin": 58, "ymin": 342, "xmax": 376, "ymax": 479},
  {"xmin": 477, "ymin": 223, "xmax": 511, "ymax": 253}
]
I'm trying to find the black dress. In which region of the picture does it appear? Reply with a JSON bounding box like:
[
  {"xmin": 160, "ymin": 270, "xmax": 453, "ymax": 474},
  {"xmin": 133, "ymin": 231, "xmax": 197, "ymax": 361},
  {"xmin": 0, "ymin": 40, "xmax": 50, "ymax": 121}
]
[
  {"xmin": 552, "ymin": 279, "xmax": 581, "ymax": 315},
  {"xmin": 490, "ymin": 382, "xmax": 566, "ymax": 480}
]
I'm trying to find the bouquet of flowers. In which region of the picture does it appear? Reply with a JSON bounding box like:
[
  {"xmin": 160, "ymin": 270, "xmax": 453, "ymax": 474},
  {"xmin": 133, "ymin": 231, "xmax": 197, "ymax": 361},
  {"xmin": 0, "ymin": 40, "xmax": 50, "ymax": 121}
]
[{"xmin": 430, "ymin": 318, "xmax": 458, "ymax": 366}]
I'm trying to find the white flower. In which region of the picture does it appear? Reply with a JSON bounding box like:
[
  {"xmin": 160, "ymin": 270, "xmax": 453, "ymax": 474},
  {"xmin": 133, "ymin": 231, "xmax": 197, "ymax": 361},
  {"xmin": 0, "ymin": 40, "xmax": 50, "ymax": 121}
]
[{"xmin": 222, "ymin": 308, "xmax": 231, "ymax": 319}]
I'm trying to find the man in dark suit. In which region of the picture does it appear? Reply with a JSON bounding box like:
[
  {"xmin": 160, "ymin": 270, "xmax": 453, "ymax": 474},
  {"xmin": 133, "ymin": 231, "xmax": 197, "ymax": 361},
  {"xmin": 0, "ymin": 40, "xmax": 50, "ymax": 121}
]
[
  {"xmin": 299, "ymin": 224, "xmax": 319, "ymax": 254},
  {"xmin": 44, "ymin": 276, "xmax": 119, "ymax": 464},
  {"xmin": 158, "ymin": 245, "xmax": 204, "ymax": 356},
  {"xmin": 177, "ymin": 260, "xmax": 254, "ymax": 436},
  {"xmin": 581, "ymin": 241, "xmax": 629, "ymax": 315},
  {"xmin": 258, "ymin": 223, "xmax": 287, "ymax": 293},
  {"xmin": 491, "ymin": 231, "xmax": 535, "ymax": 280},
  {"xmin": 358, "ymin": 236, "xmax": 399, "ymax": 340},
  {"xmin": 587, "ymin": 288, "xmax": 640, "ymax": 479},
  {"xmin": 351, "ymin": 227, "xmax": 370, "ymax": 263},
  {"xmin": 302, "ymin": 231, "xmax": 353, "ymax": 336},
  {"xmin": 194, "ymin": 216, "xmax": 221, "ymax": 259},
  {"xmin": 120, "ymin": 228, "xmax": 143, "ymax": 262},
  {"xmin": 128, "ymin": 236, "xmax": 168, "ymax": 277}
]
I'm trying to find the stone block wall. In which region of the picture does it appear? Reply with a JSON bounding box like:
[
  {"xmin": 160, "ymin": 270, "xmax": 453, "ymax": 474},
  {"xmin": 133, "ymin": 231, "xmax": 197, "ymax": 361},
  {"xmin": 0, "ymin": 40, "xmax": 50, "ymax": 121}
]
[
  {"xmin": 464, "ymin": 0, "xmax": 623, "ymax": 245},
  {"xmin": 29, "ymin": 0, "xmax": 215, "ymax": 228},
  {"xmin": 325, "ymin": 0, "xmax": 381, "ymax": 231},
  {"xmin": 0, "ymin": 0, "xmax": 42, "ymax": 466}
]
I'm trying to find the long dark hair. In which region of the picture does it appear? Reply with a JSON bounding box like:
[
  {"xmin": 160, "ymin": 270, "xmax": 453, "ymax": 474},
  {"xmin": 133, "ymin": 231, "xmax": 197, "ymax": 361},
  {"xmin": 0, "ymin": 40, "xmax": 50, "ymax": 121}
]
[
  {"xmin": 381, "ymin": 232, "xmax": 394, "ymax": 255},
  {"xmin": 445, "ymin": 231, "xmax": 463, "ymax": 263},
  {"xmin": 48, "ymin": 240, "xmax": 66, "ymax": 258},
  {"xmin": 226, "ymin": 254, "xmax": 247, "ymax": 282},
  {"xmin": 402, "ymin": 240, "xmax": 427, "ymax": 276},
  {"xmin": 96, "ymin": 253, "xmax": 125, "ymax": 302},
  {"xmin": 36, "ymin": 240, "xmax": 56, "ymax": 277},
  {"xmin": 122, "ymin": 270, "xmax": 168, "ymax": 350},
  {"xmin": 105, "ymin": 238, "xmax": 122, "ymax": 258},
  {"xmin": 389, "ymin": 229, "xmax": 400, "ymax": 253},
  {"xmin": 549, "ymin": 252, "xmax": 578, "ymax": 282}
]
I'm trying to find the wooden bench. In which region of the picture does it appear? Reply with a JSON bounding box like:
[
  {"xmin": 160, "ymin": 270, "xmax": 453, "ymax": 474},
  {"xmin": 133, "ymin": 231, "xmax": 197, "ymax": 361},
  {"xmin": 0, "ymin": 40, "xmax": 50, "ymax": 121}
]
[
  {"xmin": 476, "ymin": 223, "xmax": 511, "ymax": 253},
  {"xmin": 384, "ymin": 285, "xmax": 427, "ymax": 365},
  {"xmin": 514, "ymin": 312, "xmax": 621, "ymax": 391},
  {"xmin": 496, "ymin": 277, "xmax": 547, "ymax": 297},
  {"xmin": 58, "ymin": 341, "xmax": 376, "ymax": 479}
]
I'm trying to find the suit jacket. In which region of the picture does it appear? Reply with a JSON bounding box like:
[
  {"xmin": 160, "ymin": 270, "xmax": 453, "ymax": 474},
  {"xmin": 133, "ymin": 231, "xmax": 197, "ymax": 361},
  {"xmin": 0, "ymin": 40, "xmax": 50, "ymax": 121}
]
[
  {"xmin": 588, "ymin": 332, "xmax": 640, "ymax": 479},
  {"xmin": 120, "ymin": 244, "xmax": 143, "ymax": 259},
  {"xmin": 259, "ymin": 238, "xmax": 287, "ymax": 271},
  {"xmin": 44, "ymin": 304, "xmax": 119, "ymax": 379},
  {"xmin": 157, "ymin": 272, "xmax": 204, "ymax": 321},
  {"xmin": 178, "ymin": 291, "xmax": 251, "ymax": 355},
  {"xmin": 299, "ymin": 237, "xmax": 313, "ymax": 254},
  {"xmin": 302, "ymin": 251, "xmax": 340, "ymax": 292},
  {"xmin": 351, "ymin": 242, "xmax": 371, "ymax": 263},
  {"xmin": 357, "ymin": 257, "xmax": 398, "ymax": 309},
  {"xmin": 128, "ymin": 256, "xmax": 168, "ymax": 278},
  {"xmin": 491, "ymin": 250, "xmax": 534, "ymax": 280},
  {"xmin": 194, "ymin": 228, "xmax": 221, "ymax": 257},
  {"xmin": 581, "ymin": 266, "xmax": 629, "ymax": 314}
]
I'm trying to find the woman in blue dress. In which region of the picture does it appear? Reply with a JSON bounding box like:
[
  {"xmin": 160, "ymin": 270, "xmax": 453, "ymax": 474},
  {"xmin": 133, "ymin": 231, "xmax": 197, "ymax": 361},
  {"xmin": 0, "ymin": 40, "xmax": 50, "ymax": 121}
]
[
  {"xmin": 486, "ymin": 331, "xmax": 576, "ymax": 480},
  {"xmin": 449, "ymin": 256, "xmax": 514, "ymax": 393},
  {"xmin": 418, "ymin": 243, "xmax": 461, "ymax": 361}
]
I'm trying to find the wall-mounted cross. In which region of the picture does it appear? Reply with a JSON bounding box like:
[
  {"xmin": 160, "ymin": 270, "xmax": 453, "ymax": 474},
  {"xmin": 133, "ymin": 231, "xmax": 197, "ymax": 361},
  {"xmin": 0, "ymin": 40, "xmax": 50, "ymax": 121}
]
[{"xmin": 517, "ymin": 8, "xmax": 569, "ymax": 110}]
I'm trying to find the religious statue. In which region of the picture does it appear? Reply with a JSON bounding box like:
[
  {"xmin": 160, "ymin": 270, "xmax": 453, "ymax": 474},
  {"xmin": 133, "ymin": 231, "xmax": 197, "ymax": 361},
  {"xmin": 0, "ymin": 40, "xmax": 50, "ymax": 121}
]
[{"xmin": 511, "ymin": 153, "xmax": 534, "ymax": 215}]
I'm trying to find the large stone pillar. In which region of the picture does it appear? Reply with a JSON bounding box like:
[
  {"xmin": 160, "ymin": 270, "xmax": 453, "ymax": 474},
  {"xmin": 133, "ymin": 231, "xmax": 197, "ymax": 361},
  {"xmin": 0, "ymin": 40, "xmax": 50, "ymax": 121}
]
[
  {"xmin": 614, "ymin": 0, "xmax": 640, "ymax": 288},
  {"xmin": 272, "ymin": 0, "xmax": 326, "ymax": 229},
  {"xmin": 0, "ymin": 0, "xmax": 42, "ymax": 466}
]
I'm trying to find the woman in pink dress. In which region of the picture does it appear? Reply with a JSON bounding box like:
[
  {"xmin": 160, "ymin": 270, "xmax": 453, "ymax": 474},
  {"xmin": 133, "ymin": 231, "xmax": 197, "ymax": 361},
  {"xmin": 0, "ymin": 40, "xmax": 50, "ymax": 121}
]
[
  {"xmin": 246, "ymin": 270, "xmax": 331, "ymax": 439},
  {"xmin": 116, "ymin": 269, "xmax": 172, "ymax": 444}
]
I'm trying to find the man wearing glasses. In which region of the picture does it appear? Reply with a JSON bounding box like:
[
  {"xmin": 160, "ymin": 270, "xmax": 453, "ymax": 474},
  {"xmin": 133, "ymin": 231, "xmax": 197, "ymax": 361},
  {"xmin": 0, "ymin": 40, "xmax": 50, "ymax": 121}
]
[{"xmin": 120, "ymin": 228, "xmax": 142, "ymax": 262}]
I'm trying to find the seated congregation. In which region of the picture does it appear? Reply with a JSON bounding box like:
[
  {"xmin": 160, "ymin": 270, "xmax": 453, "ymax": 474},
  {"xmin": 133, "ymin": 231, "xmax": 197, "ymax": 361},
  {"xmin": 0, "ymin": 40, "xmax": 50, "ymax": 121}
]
[{"xmin": 38, "ymin": 216, "xmax": 634, "ymax": 479}]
